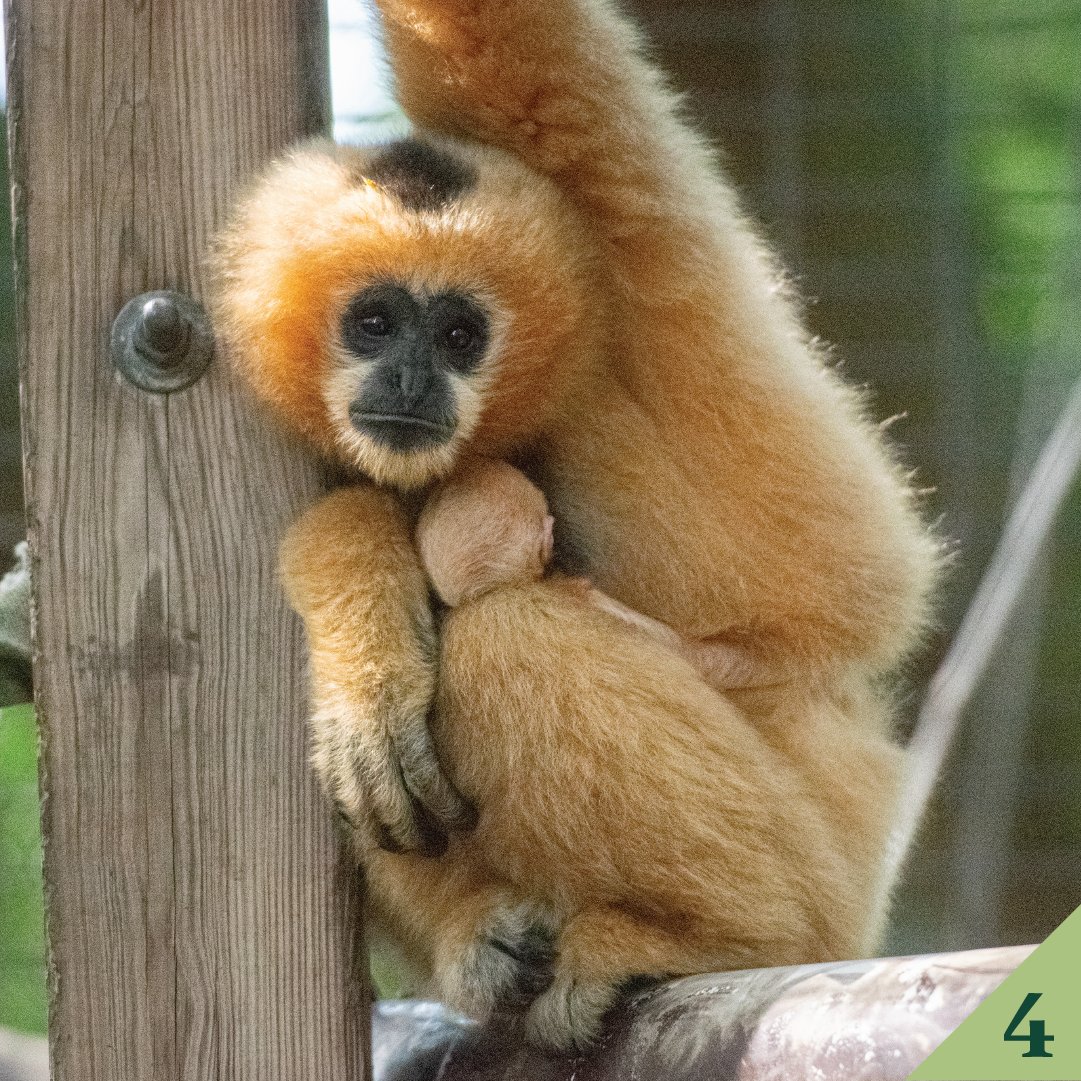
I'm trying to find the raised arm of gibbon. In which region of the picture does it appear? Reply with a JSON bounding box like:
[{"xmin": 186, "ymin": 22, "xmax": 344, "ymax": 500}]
[
  {"xmin": 374, "ymin": 0, "xmax": 940, "ymax": 669},
  {"xmin": 376, "ymin": 0, "xmax": 721, "ymax": 239}
]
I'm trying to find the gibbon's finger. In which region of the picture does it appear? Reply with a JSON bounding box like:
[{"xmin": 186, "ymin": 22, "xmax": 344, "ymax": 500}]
[
  {"xmin": 307, "ymin": 697, "xmax": 426, "ymax": 853},
  {"xmin": 332, "ymin": 797, "xmax": 357, "ymax": 836},
  {"xmin": 349, "ymin": 732, "xmax": 450, "ymax": 857},
  {"xmin": 373, "ymin": 799, "xmax": 448, "ymax": 859},
  {"xmin": 392, "ymin": 714, "xmax": 479, "ymax": 834}
]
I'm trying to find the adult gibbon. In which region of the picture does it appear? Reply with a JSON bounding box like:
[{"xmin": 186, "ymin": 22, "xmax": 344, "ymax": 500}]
[{"xmin": 212, "ymin": 0, "xmax": 940, "ymax": 1050}]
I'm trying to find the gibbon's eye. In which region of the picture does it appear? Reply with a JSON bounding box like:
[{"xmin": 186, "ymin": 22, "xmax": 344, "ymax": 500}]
[
  {"xmin": 348, "ymin": 307, "xmax": 395, "ymax": 342},
  {"xmin": 444, "ymin": 325, "xmax": 474, "ymax": 352},
  {"xmin": 362, "ymin": 314, "xmax": 392, "ymax": 337},
  {"xmin": 340, "ymin": 283, "xmax": 416, "ymax": 358},
  {"xmin": 430, "ymin": 292, "xmax": 490, "ymax": 374}
]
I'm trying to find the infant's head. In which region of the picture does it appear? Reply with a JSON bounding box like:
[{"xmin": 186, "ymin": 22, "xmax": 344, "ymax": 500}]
[{"xmin": 417, "ymin": 460, "xmax": 554, "ymax": 606}]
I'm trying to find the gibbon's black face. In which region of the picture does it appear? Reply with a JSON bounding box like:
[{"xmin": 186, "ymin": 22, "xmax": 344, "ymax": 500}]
[{"xmin": 340, "ymin": 281, "xmax": 491, "ymax": 454}]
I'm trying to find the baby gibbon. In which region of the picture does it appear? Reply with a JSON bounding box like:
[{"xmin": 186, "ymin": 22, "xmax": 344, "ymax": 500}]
[
  {"xmin": 417, "ymin": 459, "xmax": 769, "ymax": 690},
  {"xmin": 216, "ymin": 0, "xmax": 941, "ymax": 1050},
  {"xmin": 343, "ymin": 459, "xmax": 908, "ymax": 1048}
]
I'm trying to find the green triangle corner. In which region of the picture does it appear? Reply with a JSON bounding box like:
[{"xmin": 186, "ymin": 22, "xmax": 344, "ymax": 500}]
[{"xmin": 909, "ymin": 903, "xmax": 1081, "ymax": 1080}]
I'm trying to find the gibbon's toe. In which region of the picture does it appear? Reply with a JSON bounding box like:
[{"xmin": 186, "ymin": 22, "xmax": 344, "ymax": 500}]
[
  {"xmin": 486, "ymin": 915, "xmax": 558, "ymax": 1005},
  {"xmin": 446, "ymin": 901, "xmax": 560, "ymax": 1016},
  {"xmin": 524, "ymin": 970, "xmax": 618, "ymax": 1054}
]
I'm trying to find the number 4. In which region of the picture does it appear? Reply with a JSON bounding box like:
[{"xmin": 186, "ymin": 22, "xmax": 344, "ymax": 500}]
[{"xmin": 1003, "ymin": 992, "xmax": 1055, "ymax": 1058}]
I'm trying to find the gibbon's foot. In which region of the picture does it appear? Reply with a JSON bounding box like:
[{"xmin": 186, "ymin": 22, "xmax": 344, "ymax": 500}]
[
  {"xmin": 446, "ymin": 901, "xmax": 560, "ymax": 1016},
  {"xmin": 524, "ymin": 970, "xmax": 618, "ymax": 1054},
  {"xmin": 486, "ymin": 916, "xmax": 559, "ymax": 1007},
  {"xmin": 524, "ymin": 908, "xmax": 684, "ymax": 1052},
  {"xmin": 314, "ymin": 698, "xmax": 477, "ymax": 857}
]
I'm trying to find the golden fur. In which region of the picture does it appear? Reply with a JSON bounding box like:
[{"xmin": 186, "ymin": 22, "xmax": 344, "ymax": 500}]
[{"xmin": 215, "ymin": 0, "xmax": 941, "ymax": 1050}]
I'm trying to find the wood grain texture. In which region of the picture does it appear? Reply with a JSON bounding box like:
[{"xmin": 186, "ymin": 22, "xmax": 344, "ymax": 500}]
[{"xmin": 5, "ymin": 2, "xmax": 371, "ymax": 1078}]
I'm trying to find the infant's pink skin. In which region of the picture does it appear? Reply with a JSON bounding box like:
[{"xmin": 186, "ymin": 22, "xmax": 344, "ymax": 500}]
[
  {"xmin": 680, "ymin": 637, "xmax": 781, "ymax": 691},
  {"xmin": 541, "ymin": 513, "xmax": 554, "ymax": 565}
]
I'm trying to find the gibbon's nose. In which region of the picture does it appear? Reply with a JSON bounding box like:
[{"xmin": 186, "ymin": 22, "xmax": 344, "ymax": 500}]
[
  {"xmin": 397, "ymin": 363, "xmax": 432, "ymax": 407},
  {"xmin": 348, "ymin": 354, "xmax": 457, "ymax": 454}
]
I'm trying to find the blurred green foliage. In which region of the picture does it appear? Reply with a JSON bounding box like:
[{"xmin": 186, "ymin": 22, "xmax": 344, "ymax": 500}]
[
  {"xmin": 960, "ymin": 19, "xmax": 1080, "ymax": 352},
  {"xmin": 897, "ymin": 1, "xmax": 1081, "ymax": 953},
  {"xmin": 0, "ymin": 703, "xmax": 45, "ymax": 1034}
]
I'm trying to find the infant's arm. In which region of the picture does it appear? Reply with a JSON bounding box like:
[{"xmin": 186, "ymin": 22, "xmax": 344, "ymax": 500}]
[{"xmin": 583, "ymin": 585, "xmax": 779, "ymax": 691}]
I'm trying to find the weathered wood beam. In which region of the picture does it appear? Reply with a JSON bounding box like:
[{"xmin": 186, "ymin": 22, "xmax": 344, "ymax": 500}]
[{"xmin": 370, "ymin": 945, "xmax": 1027, "ymax": 1081}]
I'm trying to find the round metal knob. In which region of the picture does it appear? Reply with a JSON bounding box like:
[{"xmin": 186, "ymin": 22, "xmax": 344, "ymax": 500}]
[{"xmin": 110, "ymin": 290, "xmax": 213, "ymax": 393}]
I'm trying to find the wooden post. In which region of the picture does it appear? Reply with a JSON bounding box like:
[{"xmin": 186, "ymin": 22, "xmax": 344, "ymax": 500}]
[{"xmin": 5, "ymin": 2, "xmax": 370, "ymax": 1079}]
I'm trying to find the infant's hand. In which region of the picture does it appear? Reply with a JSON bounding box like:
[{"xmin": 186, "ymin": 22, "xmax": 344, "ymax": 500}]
[
  {"xmin": 552, "ymin": 574, "xmax": 594, "ymax": 600},
  {"xmin": 681, "ymin": 636, "xmax": 782, "ymax": 691}
]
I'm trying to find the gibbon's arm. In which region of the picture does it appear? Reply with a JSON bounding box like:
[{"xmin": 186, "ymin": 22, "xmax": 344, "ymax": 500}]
[
  {"xmin": 375, "ymin": 0, "xmax": 939, "ymax": 671},
  {"xmin": 280, "ymin": 486, "xmax": 475, "ymax": 854}
]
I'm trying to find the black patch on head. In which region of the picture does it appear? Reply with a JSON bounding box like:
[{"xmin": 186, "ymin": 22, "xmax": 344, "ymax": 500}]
[{"xmin": 364, "ymin": 138, "xmax": 477, "ymax": 212}]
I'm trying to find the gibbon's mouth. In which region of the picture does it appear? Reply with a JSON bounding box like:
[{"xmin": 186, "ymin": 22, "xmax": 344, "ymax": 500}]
[{"xmin": 349, "ymin": 409, "xmax": 456, "ymax": 452}]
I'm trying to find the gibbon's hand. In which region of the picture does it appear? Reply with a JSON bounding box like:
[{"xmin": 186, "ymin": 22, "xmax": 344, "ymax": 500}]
[
  {"xmin": 281, "ymin": 486, "xmax": 477, "ymax": 856},
  {"xmin": 316, "ymin": 668, "xmax": 478, "ymax": 857}
]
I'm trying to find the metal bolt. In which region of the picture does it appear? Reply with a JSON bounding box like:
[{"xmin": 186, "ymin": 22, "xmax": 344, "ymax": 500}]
[
  {"xmin": 111, "ymin": 289, "xmax": 213, "ymax": 393},
  {"xmin": 136, "ymin": 295, "xmax": 191, "ymax": 363}
]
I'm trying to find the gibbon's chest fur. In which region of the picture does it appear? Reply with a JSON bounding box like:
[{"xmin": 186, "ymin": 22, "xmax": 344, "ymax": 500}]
[
  {"xmin": 518, "ymin": 343, "xmax": 924, "ymax": 649},
  {"xmin": 213, "ymin": 132, "xmax": 930, "ymax": 660}
]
